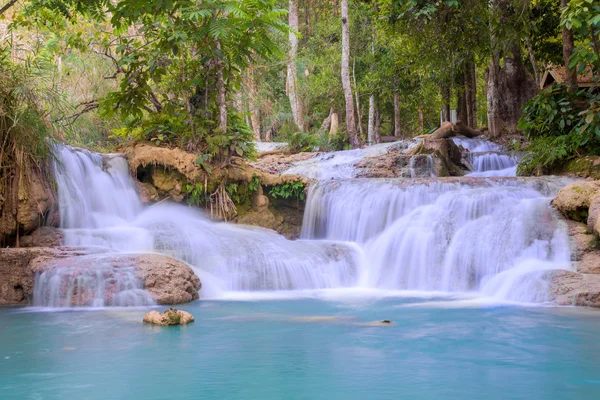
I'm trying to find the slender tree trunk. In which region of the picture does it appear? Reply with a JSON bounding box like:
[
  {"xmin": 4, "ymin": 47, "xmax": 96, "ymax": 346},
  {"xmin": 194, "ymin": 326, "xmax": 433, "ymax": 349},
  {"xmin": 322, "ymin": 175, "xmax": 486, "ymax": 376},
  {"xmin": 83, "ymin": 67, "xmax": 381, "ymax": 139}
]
[
  {"xmin": 394, "ymin": 91, "xmax": 401, "ymax": 137},
  {"xmin": 465, "ymin": 60, "xmax": 477, "ymax": 128},
  {"xmin": 525, "ymin": 36, "xmax": 541, "ymax": 86},
  {"xmin": 215, "ymin": 38, "xmax": 227, "ymax": 132},
  {"xmin": 374, "ymin": 101, "xmax": 381, "ymax": 144},
  {"xmin": 367, "ymin": 23, "xmax": 376, "ymax": 145},
  {"xmin": 367, "ymin": 95, "xmax": 375, "ymax": 144},
  {"xmin": 247, "ymin": 66, "xmax": 261, "ymax": 140},
  {"xmin": 352, "ymin": 58, "xmax": 364, "ymax": 139},
  {"xmin": 441, "ymin": 84, "xmax": 450, "ymax": 122},
  {"xmin": 287, "ymin": 0, "xmax": 305, "ymax": 132},
  {"xmin": 418, "ymin": 105, "xmax": 424, "ymax": 136},
  {"xmin": 560, "ymin": 0, "xmax": 577, "ymax": 90},
  {"xmin": 457, "ymin": 67, "xmax": 468, "ymax": 125},
  {"xmin": 341, "ymin": 0, "xmax": 360, "ymax": 148}
]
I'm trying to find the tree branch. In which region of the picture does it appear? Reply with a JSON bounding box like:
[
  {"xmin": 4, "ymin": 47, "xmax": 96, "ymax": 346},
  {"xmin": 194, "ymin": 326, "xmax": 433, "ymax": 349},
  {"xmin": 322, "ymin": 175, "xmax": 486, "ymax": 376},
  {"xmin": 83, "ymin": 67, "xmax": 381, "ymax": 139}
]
[{"xmin": 0, "ymin": 0, "xmax": 18, "ymax": 17}]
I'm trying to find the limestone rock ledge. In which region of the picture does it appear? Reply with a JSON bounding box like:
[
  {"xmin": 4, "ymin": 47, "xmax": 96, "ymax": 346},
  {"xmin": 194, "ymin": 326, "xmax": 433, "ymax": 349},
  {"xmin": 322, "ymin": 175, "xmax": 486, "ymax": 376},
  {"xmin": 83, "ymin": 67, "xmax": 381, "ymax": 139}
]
[{"xmin": 0, "ymin": 247, "xmax": 201, "ymax": 306}]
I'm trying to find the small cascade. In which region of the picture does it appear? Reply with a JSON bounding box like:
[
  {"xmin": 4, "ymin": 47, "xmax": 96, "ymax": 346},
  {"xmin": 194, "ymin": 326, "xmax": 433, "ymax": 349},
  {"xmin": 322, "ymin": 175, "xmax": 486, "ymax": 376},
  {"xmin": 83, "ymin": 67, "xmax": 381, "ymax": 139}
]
[
  {"xmin": 281, "ymin": 140, "xmax": 419, "ymax": 179},
  {"xmin": 409, "ymin": 155, "xmax": 435, "ymax": 178},
  {"xmin": 255, "ymin": 142, "xmax": 288, "ymax": 152},
  {"xmin": 33, "ymin": 257, "xmax": 154, "ymax": 308},
  {"xmin": 452, "ymin": 136, "xmax": 518, "ymax": 177}
]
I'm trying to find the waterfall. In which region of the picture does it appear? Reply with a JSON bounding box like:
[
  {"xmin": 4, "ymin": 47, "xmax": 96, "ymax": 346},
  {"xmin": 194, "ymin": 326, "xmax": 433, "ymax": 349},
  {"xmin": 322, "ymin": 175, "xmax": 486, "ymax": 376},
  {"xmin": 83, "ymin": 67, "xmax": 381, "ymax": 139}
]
[
  {"xmin": 452, "ymin": 136, "xmax": 519, "ymax": 177},
  {"xmin": 302, "ymin": 177, "xmax": 573, "ymax": 302},
  {"xmin": 41, "ymin": 145, "xmax": 362, "ymax": 307},
  {"xmin": 43, "ymin": 140, "xmax": 576, "ymax": 306}
]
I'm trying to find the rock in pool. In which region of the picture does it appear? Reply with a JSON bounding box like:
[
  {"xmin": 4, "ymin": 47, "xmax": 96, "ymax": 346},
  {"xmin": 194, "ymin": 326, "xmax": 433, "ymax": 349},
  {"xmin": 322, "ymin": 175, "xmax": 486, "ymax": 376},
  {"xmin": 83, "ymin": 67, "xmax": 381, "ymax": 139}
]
[{"xmin": 143, "ymin": 308, "xmax": 195, "ymax": 326}]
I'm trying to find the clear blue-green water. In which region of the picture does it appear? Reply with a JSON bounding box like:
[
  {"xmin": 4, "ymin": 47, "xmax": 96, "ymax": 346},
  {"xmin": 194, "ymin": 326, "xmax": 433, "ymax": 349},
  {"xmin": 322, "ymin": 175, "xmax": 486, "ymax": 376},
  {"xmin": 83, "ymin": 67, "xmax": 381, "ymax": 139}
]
[{"xmin": 2, "ymin": 296, "xmax": 600, "ymax": 399}]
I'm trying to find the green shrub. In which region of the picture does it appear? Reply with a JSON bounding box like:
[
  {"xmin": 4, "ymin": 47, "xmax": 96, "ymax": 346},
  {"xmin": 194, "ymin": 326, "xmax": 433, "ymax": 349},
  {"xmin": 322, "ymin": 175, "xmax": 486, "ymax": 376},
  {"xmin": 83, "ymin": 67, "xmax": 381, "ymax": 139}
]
[
  {"xmin": 517, "ymin": 83, "xmax": 600, "ymax": 175},
  {"xmin": 269, "ymin": 181, "xmax": 306, "ymax": 200}
]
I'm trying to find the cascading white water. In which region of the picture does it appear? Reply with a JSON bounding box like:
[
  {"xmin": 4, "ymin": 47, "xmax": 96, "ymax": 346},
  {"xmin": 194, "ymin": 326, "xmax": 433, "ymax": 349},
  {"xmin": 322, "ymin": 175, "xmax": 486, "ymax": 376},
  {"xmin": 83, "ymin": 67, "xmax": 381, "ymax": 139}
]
[
  {"xmin": 44, "ymin": 144, "xmax": 362, "ymax": 306},
  {"xmin": 45, "ymin": 140, "xmax": 576, "ymax": 305},
  {"xmin": 281, "ymin": 140, "xmax": 419, "ymax": 179},
  {"xmin": 255, "ymin": 142, "xmax": 288, "ymax": 152},
  {"xmin": 33, "ymin": 258, "xmax": 155, "ymax": 308},
  {"xmin": 452, "ymin": 136, "xmax": 518, "ymax": 177},
  {"xmin": 302, "ymin": 177, "xmax": 574, "ymax": 302}
]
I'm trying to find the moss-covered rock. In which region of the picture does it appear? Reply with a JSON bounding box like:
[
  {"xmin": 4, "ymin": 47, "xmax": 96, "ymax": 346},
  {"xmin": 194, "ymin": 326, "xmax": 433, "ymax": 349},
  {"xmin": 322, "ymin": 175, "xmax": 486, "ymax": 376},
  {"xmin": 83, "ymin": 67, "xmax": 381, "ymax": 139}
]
[
  {"xmin": 561, "ymin": 156, "xmax": 600, "ymax": 180},
  {"xmin": 552, "ymin": 181, "xmax": 600, "ymax": 222},
  {"xmin": 143, "ymin": 309, "xmax": 194, "ymax": 326}
]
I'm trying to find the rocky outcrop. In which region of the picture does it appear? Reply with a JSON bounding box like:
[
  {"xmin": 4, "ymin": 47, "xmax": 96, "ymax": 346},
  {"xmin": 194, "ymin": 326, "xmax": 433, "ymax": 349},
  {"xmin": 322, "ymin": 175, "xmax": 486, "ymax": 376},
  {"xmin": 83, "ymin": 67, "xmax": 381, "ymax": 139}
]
[
  {"xmin": 236, "ymin": 186, "xmax": 304, "ymax": 239},
  {"xmin": 0, "ymin": 247, "xmax": 201, "ymax": 306},
  {"xmin": 143, "ymin": 309, "xmax": 195, "ymax": 325},
  {"xmin": 121, "ymin": 143, "xmax": 308, "ymax": 237},
  {"xmin": 20, "ymin": 227, "xmax": 63, "ymax": 248},
  {"xmin": 552, "ymin": 181, "xmax": 600, "ymax": 222},
  {"xmin": 0, "ymin": 164, "xmax": 56, "ymax": 245},
  {"xmin": 549, "ymin": 182, "xmax": 600, "ymax": 307},
  {"xmin": 546, "ymin": 270, "xmax": 600, "ymax": 307},
  {"xmin": 355, "ymin": 138, "xmax": 470, "ymax": 178}
]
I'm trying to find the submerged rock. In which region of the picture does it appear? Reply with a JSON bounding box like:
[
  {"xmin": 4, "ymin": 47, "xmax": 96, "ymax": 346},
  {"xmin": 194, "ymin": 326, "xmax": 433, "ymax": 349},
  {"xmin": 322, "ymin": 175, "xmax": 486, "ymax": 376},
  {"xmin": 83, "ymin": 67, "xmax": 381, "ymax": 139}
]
[{"xmin": 143, "ymin": 309, "xmax": 195, "ymax": 325}]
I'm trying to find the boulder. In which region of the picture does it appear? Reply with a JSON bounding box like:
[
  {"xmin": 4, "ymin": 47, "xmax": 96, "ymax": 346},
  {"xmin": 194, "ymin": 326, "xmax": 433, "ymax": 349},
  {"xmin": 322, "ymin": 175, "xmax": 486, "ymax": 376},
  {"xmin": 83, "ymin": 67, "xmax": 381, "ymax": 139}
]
[
  {"xmin": 143, "ymin": 309, "xmax": 195, "ymax": 325},
  {"xmin": 546, "ymin": 269, "xmax": 600, "ymax": 307},
  {"xmin": 20, "ymin": 227, "xmax": 63, "ymax": 248},
  {"xmin": 552, "ymin": 181, "xmax": 600, "ymax": 222},
  {"xmin": 0, "ymin": 248, "xmax": 201, "ymax": 306}
]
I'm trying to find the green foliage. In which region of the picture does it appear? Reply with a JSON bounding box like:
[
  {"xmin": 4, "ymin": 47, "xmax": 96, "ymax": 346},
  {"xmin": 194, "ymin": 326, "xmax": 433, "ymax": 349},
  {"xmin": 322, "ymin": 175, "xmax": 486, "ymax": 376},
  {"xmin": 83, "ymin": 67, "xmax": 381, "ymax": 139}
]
[
  {"xmin": 561, "ymin": 0, "xmax": 600, "ymax": 74},
  {"xmin": 269, "ymin": 181, "xmax": 306, "ymax": 201},
  {"xmin": 517, "ymin": 84, "xmax": 600, "ymax": 174},
  {"xmin": 287, "ymin": 131, "xmax": 317, "ymax": 153},
  {"xmin": 248, "ymin": 173, "xmax": 261, "ymax": 192},
  {"xmin": 184, "ymin": 182, "xmax": 207, "ymax": 206}
]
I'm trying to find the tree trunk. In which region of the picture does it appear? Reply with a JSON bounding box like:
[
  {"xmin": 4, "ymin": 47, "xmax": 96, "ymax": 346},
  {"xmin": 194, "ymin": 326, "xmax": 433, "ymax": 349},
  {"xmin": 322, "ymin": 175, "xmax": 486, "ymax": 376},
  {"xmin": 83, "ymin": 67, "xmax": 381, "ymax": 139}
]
[
  {"xmin": 525, "ymin": 36, "xmax": 541, "ymax": 86},
  {"xmin": 418, "ymin": 105, "xmax": 424, "ymax": 135},
  {"xmin": 367, "ymin": 94, "xmax": 375, "ymax": 144},
  {"xmin": 287, "ymin": 0, "xmax": 305, "ymax": 132},
  {"xmin": 487, "ymin": 45, "xmax": 537, "ymax": 136},
  {"xmin": 352, "ymin": 57, "xmax": 364, "ymax": 139},
  {"xmin": 441, "ymin": 84, "xmax": 450, "ymax": 122},
  {"xmin": 215, "ymin": 38, "xmax": 227, "ymax": 132},
  {"xmin": 247, "ymin": 66, "xmax": 261, "ymax": 140},
  {"xmin": 330, "ymin": 110, "xmax": 339, "ymax": 136},
  {"xmin": 341, "ymin": 0, "xmax": 360, "ymax": 148},
  {"xmin": 487, "ymin": 0, "xmax": 537, "ymax": 137},
  {"xmin": 374, "ymin": 102, "xmax": 381, "ymax": 144},
  {"xmin": 394, "ymin": 91, "xmax": 401, "ymax": 137},
  {"xmin": 465, "ymin": 60, "xmax": 477, "ymax": 128},
  {"xmin": 560, "ymin": 0, "xmax": 577, "ymax": 90},
  {"xmin": 457, "ymin": 73, "xmax": 468, "ymax": 126}
]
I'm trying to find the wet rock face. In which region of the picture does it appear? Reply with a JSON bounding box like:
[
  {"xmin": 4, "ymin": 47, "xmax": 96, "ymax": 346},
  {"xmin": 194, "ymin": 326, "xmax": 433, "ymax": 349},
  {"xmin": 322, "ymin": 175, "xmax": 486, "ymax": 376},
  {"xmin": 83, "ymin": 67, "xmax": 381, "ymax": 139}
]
[{"xmin": 0, "ymin": 248, "xmax": 201, "ymax": 306}]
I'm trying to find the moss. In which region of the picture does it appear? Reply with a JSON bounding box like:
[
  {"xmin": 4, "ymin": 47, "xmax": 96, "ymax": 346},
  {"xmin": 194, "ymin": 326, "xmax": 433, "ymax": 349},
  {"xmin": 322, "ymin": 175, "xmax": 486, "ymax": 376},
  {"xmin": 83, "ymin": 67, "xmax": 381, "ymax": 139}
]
[
  {"xmin": 165, "ymin": 310, "xmax": 181, "ymax": 325},
  {"xmin": 562, "ymin": 157, "xmax": 600, "ymax": 179},
  {"xmin": 567, "ymin": 207, "xmax": 590, "ymax": 223}
]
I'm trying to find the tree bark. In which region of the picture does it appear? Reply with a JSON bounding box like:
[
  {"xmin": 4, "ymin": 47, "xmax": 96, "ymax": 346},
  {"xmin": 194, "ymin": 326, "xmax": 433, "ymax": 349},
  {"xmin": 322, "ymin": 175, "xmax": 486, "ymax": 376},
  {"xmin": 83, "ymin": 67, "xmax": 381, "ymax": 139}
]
[
  {"xmin": 287, "ymin": 0, "xmax": 305, "ymax": 132},
  {"xmin": 525, "ymin": 36, "xmax": 541, "ymax": 86},
  {"xmin": 0, "ymin": 0, "xmax": 18, "ymax": 17},
  {"xmin": 465, "ymin": 60, "xmax": 477, "ymax": 128},
  {"xmin": 374, "ymin": 102, "xmax": 381, "ymax": 144},
  {"xmin": 560, "ymin": 0, "xmax": 577, "ymax": 90},
  {"xmin": 352, "ymin": 57, "xmax": 364, "ymax": 139},
  {"xmin": 418, "ymin": 105, "xmax": 424, "ymax": 136},
  {"xmin": 215, "ymin": 38, "xmax": 227, "ymax": 132},
  {"xmin": 367, "ymin": 94, "xmax": 375, "ymax": 144},
  {"xmin": 341, "ymin": 0, "xmax": 360, "ymax": 148},
  {"xmin": 394, "ymin": 90, "xmax": 401, "ymax": 137},
  {"xmin": 441, "ymin": 84, "xmax": 450, "ymax": 123},
  {"xmin": 247, "ymin": 66, "xmax": 261, "ymax": 140}
]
